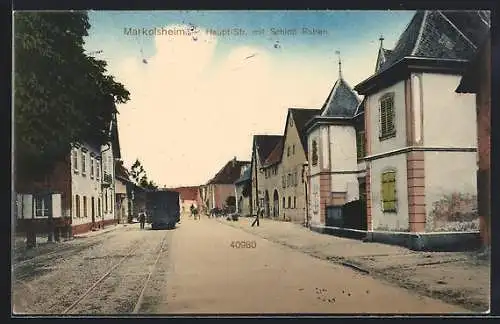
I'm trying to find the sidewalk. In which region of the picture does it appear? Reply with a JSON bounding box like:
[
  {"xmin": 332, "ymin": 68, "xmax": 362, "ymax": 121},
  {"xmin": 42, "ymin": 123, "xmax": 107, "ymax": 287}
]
[
  {"xmin": 13, "ymin": 223, "xmax": 125, "ymax": 264},
  {"xmin": 218, "ymin": 217, "xmax": 490, "ymax": 312}
]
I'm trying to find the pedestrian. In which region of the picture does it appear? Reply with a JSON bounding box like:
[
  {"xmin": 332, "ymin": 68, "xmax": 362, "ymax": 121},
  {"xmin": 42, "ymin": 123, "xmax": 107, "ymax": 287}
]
[
  {"xmin": 251, "ymin": 207, "xmax": 261, "ymax": 227},
  {"xmin": 139, "ymin": 212, "xmax": 146, "ymax": 229}
]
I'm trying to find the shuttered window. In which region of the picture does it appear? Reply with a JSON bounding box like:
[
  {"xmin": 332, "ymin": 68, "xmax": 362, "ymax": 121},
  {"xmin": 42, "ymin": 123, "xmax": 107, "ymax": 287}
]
[
  {"xmin": 311, "ymin": 140, "xmax": 318, "ymax": 166},
  {"xmin": 356, "ymin": 130, "xmax": 365, "ymax": 159},
  {"xmin": 379, "ymin": 94, "xmax": 396, "ymax": 140},
  {"xmin": 381, "ymin": 170, "xmax": 397, "ymax": 212}
]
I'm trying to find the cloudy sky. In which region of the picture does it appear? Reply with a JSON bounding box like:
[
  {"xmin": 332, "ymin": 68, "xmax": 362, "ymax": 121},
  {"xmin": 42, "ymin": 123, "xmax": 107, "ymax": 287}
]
[{"xmin": 83, "ymin": 10, "xmax": 415, "ymax": 187}]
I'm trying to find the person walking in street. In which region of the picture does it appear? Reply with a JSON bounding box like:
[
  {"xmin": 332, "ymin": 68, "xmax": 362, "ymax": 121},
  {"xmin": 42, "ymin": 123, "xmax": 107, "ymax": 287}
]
[
  {"xmin": 251, "ymin": 207, "xmax": 261, "ymax": 227},
  {"xmin": 139, "ymin": 212, "xmax": 146, "ymax": 229}
]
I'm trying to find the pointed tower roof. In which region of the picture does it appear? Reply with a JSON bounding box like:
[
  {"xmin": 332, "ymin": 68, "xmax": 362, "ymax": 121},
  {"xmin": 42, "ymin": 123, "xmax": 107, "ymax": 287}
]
[
  {"xmin": 376, "ymin": 10, "xmax": 490, "ymax": 73},
  {"xmin": 319, "ymin": 50, "xmax": 360, "ymax": 118}
]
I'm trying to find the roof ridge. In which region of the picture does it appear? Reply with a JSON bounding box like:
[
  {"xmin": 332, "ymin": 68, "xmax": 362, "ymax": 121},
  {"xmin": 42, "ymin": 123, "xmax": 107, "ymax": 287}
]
[
  {"xmin": 411, "ymin": 11, "xmax": 429, "ymax": 56},
  {"xmin": 437, "ymin": 10, "xmax": 478, "ymax": 50}
]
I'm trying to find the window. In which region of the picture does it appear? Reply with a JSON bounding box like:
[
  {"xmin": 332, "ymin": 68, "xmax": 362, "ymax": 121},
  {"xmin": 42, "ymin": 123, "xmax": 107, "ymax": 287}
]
[
  {"xmin": 105, "ymin": 190, "xmax": 108, "ymax": 212},
  {"xmin": 379, "ymin": 93, "xmax": 396, "ymax": 140},
  {"xmin": 294, "ymin": 171, "xmax": 298, "ymax": 186},
  {"xmin": 356, "ymin": 130, "xmax": 366, "ymax": 159},
  {"xmin": 293, "ymin": 197, "xmax": 296, "ymax": 209},
  {"xmin": 282, "ymin": 175, "xmax": 286, "ymax": 188},
  {"xmin": 282, "ymin": 197, "xmax": 286, "ymax": 208},
  {"xmin": 292, "ymin": 144, "xmax": 295, "ymax": 155},
  {"xmin": 90, "ymin": 158, "xmax": 95, "ymax": 178},
  {"xmin": 288, "ymin": 197, "xmax": 291, "ymax": 209},
  {"xmin": 96, "ymin": 162, "xmax": 100, "ymax": 180},
  {"xmin": 34, "ymin": 195, "xmax": 50, "ymax": 218},
  {"xmin": 83, "ymin": 196, "xmax": 87, "ymax": 217},
  {"xmin": 75, "ymin": 195, "xmax": 80, "ymax": 218},
  {"xmin": 311, "ymin": 140, "xmax": 318, "ymax": 166},
  {"xmin": 381, "ymin": 170, "xmax": 397, "ymax": 212},
  {"xmin": 72, "ymin": 149, "xmax": 79, "ymax": 173},
  {"xmin": 287, "ymin": 146, "xmax": 290, "ymax": 157},
  {"xmin": 103, "ymin": 155, "xmax": 107, "ymax": 173},
  {"xmin": 98, "ymin": 198, "xmax": 101, "ymax": 217},
  {"xmin": 81, "ymin": 151, "xmax": 86, "ymax": 175}
]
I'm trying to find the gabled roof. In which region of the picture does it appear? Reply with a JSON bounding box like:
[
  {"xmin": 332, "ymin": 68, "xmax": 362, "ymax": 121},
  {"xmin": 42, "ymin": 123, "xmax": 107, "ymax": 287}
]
[
  {"xmin": 263, "ymin": 138, "xmax": 283, "ymax": 166},
  {"xmin": 377, "ymin": 10, "xmax": 490, "ymax": 73},
  {"xmin": 456, "ymin": 31, "xmax": 491, "ymax": 93},
  {"xmin": 208, "ymin": 159, "xmax": 251, "ymax": 185},
  {"xmin": 170, "ymin": 186, "xmax": 199, "ymax": 201},
  {"xmin": 320, "ymin": 78, "xmax": 360, "ymax": 118},
  {"xmin": 253, "ymin": 135, "xmax": 282, "ymax": 164},
  {"xmin": 375, "ymin": 48, "xmax": 394, "ymax": 72},
  {"xmin": 115, "ymin": 160, "xmax": 131, "ymax": 182},
  {"xmin": 109, "ymin": 113, "xmax": 121, "ymax": 159},
  {"xmin": 290, "ymin": 108, "xmax": 322, "ymax": 154},
  {"xmin": 353, "ymin": 96, "xmax": 366, "ymax": 117},
  {"xmin": 235, "ymin": 166, "xmax": 252, "ymax": 184}
]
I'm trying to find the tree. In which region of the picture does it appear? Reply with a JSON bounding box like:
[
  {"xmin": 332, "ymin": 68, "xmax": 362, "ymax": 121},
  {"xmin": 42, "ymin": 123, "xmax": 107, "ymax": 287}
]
[
  {"xmin": 14, "ymin": 11, "xmax": 130, "ymax": 183},
  {"xmin": 130, "ymin": 159, "xmax": 146, "ymax": 184},
  {"xmin": 131, "ymin": 159, "xmax": 158, "ymax": 191}
]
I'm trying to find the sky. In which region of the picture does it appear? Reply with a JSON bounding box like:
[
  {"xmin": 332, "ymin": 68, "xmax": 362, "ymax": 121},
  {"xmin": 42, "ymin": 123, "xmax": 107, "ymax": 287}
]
[{"xmin": 83, "ymin": 10, "xmax": 415, "ymax": 188}]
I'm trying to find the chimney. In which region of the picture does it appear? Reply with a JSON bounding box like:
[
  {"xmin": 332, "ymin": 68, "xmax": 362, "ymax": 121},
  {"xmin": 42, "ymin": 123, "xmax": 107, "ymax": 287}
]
[{"xmin": 232, "ymin": 156, "xmax": 236, "ymax": 167}]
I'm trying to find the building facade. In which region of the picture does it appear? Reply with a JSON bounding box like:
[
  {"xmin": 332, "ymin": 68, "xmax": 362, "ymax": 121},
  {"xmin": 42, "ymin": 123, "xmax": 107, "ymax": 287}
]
[
  {"xmin": 206, "ymin": 158, "xmax": 251, "ymax": 211},
  {"xmin": 354, "ymin": 11, "xmax": 489, "ymax": 241},
  {"xmin": 305, "ymin": 66, "xmax": 363, "ymax": 227},
  {"xmin": 234, "ymin": 164, "xmax": 252, "ymax": 216},
  {"xmin": 261, "ymin": 108, "xmax": 321, "ymax": 223},
  {"xmin": 250, "ymin": 135, "xmax": 282, "ymax": 216}
]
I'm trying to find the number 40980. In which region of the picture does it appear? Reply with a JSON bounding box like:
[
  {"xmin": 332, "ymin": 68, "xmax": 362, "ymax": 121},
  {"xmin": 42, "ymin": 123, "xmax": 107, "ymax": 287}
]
[{"xmin": 230, "ymin": 240, "xmax": 256, "ymax": 248}]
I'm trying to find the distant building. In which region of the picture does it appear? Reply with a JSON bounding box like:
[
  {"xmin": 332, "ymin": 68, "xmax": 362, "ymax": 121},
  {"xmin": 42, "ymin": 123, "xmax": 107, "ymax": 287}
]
[
  {"xmin": 250, "ymin": 135, "xmax": 282, "ymax": 215},
  {"xmin": 170, "ymin": 186, "xmax": 200, "ymax": 214},
  {"xmin": 115, "ymin": 160, "xmax": 134, "ymax": 224},
  {"xmin": 234, "ymin": 164, "xmax": 252, "ymax": 216},
  {"xmin": 456, "ymin": 32, "xmax": 491, "ymax": 247},
  {"xmin": 206, "ymin": 157, "xmax": 251, "ymax": 211}
]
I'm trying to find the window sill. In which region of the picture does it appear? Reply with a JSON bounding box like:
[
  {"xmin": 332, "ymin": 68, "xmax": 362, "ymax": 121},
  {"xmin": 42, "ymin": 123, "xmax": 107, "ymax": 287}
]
[
  {"xmin": 379, "ymin": 133, "xmax": 396, "ymax": 141},
  {"xmin": 382, "ymin": 209, "xmax": 397, "ymax": 213}
]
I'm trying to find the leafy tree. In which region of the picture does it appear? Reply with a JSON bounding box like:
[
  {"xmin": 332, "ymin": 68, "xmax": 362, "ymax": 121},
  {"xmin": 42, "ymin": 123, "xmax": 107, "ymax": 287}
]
[
  {"xmin": 130, "ymin": 159, "xmax": 146, "ymax": 184},
  {"xmin": 14, "ymin": 11, "xmax": 130, "ymax": 183},
  {"xmin": 131, "ymin": 158, "xmax": 158, "ymax": 191}
]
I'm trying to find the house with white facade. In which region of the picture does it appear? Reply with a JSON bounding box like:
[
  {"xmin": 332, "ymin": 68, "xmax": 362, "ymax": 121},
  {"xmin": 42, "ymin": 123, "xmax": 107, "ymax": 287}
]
[
  {"xmin": 260, "ymin": 108, "xmax": 321, "ymax": 223},
  {"xmin": 305, "ymin": 60, "xmax": 363, "ymax": 230},
  {"xmin": 16, "ymin": 113, "xmax": 121, "ymax": 238},
  {"xmin": 250, "ymin": 135, "xmax": 282, "ymax": 216},
  {"xmin": 354, "ymin": 10, "xmax": 490, "ymax": 250}
]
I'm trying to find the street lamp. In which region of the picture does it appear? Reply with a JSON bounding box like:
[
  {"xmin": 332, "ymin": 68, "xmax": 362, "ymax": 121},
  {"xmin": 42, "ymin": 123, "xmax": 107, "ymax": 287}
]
[{"xmin": 302, "ymin": 161, "xmax": 310, "ymax": 228}]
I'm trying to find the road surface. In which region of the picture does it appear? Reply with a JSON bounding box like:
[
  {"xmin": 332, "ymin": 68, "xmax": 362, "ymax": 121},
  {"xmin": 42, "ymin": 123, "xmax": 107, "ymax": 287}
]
[{"xmin": 12, "ymin": 216, "xmax": 469, "ymax": 315}]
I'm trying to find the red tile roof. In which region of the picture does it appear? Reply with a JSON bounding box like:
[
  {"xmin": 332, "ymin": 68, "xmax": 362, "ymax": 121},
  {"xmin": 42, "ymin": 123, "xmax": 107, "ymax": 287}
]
[
  {"xmin": 170, "ymin": 186, "xmax": 199, "ymax": 201},
  {"xmin": 208, "ymin": 159, "xmax": 251, "ymax": 184}
]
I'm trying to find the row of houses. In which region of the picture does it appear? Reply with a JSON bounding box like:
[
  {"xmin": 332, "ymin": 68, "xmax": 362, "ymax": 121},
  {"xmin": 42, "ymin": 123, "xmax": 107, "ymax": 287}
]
[
  {"xmin": 201, "ymin": 10, "xmax": 491, "ymax": 250},
  {"xmin": 14, "ymin": 111, "xmax": 152, "ymax": 239}
]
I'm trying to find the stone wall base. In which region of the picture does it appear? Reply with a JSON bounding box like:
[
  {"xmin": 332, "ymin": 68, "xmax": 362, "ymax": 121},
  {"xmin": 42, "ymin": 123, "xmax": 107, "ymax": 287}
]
[
  {"xmin": 364, "ymin": 231, "xmax": 481, "ymax": 251},
  {"xmin": 310, "ymin": 225, "xmax": 482, "ymax": 252}
]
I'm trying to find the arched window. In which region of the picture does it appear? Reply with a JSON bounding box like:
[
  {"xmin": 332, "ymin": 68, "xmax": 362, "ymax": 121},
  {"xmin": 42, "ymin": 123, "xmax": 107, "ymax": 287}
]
[
  {"xmin": 283, "ymin": 197, "xmax": 286, "ymax": 208},
  {"xmin": 288, "ymin": 197, "xmax": 291, "ymax": 209},
  {"xmin": 293, "ymin": 196, "xmax": 296, "ymax": 209}
]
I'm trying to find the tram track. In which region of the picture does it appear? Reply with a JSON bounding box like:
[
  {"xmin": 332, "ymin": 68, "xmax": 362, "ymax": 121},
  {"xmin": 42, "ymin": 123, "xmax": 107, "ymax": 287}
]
[{"xmin": 61, "ymin": 232, "xmax": 169, "ymax": 315}]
